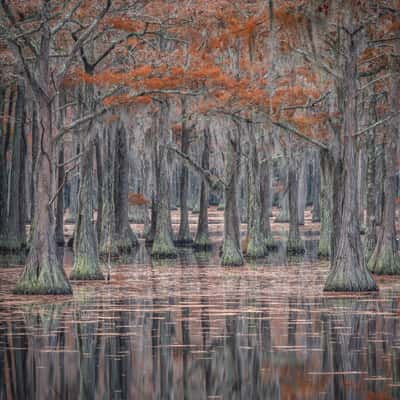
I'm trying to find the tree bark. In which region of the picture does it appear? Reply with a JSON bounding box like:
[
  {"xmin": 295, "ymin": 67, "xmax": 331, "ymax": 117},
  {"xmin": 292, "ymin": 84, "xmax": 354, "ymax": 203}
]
[
  {"xmin": 194, "ymin": 125, "xmax": 211, "ymax": 251},
  {"xmin": 15, "ymin": 99, "xmax": 72, "ymax": 294},
  {"xmin": 55, "ymin": 146, "xmax": 65, "ymax": 246},
  {"xmin": 177, "ymin": 97, "xmax": 193, "ymax": 245},
  {"xmin": 114, "ymin": 123, "xmax": 139, "ymax": 252},
  {"xmin": 311, "ymin": 152, "xmax": 321, "ymax": 222},
  {"xmin": 324, "ymin": 18, "xmax": 377, "ymax": 291},
  {"xmin": 275, "ymin": 159, "xmax": 289, "ymax": 222},
  {"xmin": 318, "ymin": 150, "xmax": 333, "ymax": 257},
  {"xmin": 70, "ymin": 127, "xmax": 103, "ymax": 280},
  {"xmin": 368, "ymin": 36, "xmax": 400, "ymax": 275},
  {"xmin": 99, "ymin": 126, "xmax": 119, "ymax": 257},
  {"xmin": 0, "ymin": 78, "xmax": 26, "ymax": 252},
  {"xmin": 95, "ymin": 137, "xmax": 103, "ymax": 242},
  {"xmin": 151, "ymin": 100, "xmax": 177, "ymax": 258},
  {"xmin": 221, "ymin": 132, "xmax": 243, "ymax": 266},
  {"xmin": 260, "ymin": 158, "xmax": 277, "ymax": 249},
  {"xmin": 287, "ymin": 147, "xmax": 304, "ymax": 254},
  {"xmin": 297, "ymin": 151, "xmax": 307, "ymax": 226},
  {"xmin": 364, "ymin": 96, "xmax": 378, "ymax": 260},
  {"xmin": 246, "ymin": 123, "xmax": 266, "ymax": 258}
]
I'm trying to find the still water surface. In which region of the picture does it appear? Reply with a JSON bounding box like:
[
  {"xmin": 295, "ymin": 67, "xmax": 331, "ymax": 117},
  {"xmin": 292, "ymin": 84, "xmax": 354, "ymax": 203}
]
[{"xmin": 1, "ymin": 242, "xmax": 400, "ymax": 400}]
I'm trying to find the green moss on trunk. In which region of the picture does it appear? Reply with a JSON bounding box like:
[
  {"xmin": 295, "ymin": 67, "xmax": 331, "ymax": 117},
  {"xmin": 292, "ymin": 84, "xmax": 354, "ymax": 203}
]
[
  {"xmin": 221, "ymin": 239, "xmax": 244, "ymax": 266},
  {"xmin": 15, "ymin": 259, "xmax": 72, "ymax": 295},
  {"xmin": 368, "ymin": 244, "xmax": 400, "ymax": 275},
  {"xmin": 70, "ymin": 261, "xmax": 104, "ymax": 280},
  {"xmin": 265, "ymin": 236, "xmax": 278, "ymax": 251},
  {"xmin": 152, "ymin": 231, "xmax": 177, "ymax": 259},
  {"xmin": 193, "ymin": 232, "xmax": 212, "ymax": 251},
  {"xmin": 286, "ymin": 238, "xmax": 305, "ymax": 255}
]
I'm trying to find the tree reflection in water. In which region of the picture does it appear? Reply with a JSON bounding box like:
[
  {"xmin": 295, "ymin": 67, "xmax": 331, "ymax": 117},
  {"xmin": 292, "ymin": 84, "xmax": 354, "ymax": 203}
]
[{"xmin": 1, "ymin": 246, "xmax": 400, "ymax": 399}]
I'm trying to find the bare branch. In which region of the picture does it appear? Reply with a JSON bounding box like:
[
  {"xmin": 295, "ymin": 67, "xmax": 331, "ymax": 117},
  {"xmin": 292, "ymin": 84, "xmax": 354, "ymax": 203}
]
[
  {"xmin": 166, "ymin": 144, "xmax": 225, "ymax": 190},
  {"xmin": 355, "ymin": 114, "xmax": 393, "ymax": 137},
  {"xmin": 293, "ymin": 48, "xmax": 342, "ymax": 80},
  {"xmin": 273, "ymin": 120, "xmax": 329, "ymax": 150}
]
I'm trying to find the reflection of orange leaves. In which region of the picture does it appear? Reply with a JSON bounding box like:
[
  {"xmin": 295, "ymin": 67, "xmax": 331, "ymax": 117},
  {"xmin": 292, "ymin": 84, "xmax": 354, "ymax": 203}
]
[
  {"xmin": 128, "ymin": 193, "xmax": 149, "ymax": 206},
  {"xmin": 395, "ymin": 197, "xmax": 400, "ymax": 205}
]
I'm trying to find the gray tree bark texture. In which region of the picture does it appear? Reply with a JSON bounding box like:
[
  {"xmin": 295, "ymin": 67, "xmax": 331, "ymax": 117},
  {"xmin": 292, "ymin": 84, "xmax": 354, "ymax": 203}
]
[
  {"xmin": 367, "ymin": 33, "xmax": 400, "ymax": 275},
  {"xmin": 194, "ymin": 125, "xmax": 211, "ymax": 251},
  {"xmin": 324, "ymin": 13, "xmax": 377, "ymax": 291},
  {"xmin": 177, "ymin": 97, "xmax": 193, "ymax": 245},
  {"xmin": 221, "ymin": 132, "xmax": 244, "ymax": 266}
]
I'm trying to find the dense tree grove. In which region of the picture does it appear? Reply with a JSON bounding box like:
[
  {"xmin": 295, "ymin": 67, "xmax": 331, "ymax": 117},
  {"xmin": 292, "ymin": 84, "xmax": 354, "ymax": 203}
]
[{"xmin": 0, "ymin": 0, "xmax": 399, "ymax": 294}]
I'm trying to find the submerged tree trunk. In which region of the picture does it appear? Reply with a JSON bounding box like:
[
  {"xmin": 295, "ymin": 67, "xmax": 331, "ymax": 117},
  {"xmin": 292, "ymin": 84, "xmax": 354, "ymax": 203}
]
[
  {"xmin": 364, "ymin": 97, "xmax": 378, "ymax": 260},
  {"xmin": 71, "ymin": 80, "xmax": 103, "ymax": 280},
  {"xmin": 318, "ymin": 150, "xmax": 333, "ymax": 257},
  {"xmin": 368, "ymin": 40, "xmax": 400, "ymax": 275},
  {"xmin": 221, "ymin": 132, "xmax": 243, "ymax": 266},
  {"xmin": 70, "ymin": 128, "xmax": 103, "ymax": 280},
  {"xmin": 375, "ymin": 144, "xmax": 385, "ymax": 226},
  {"xmin": 177, "ymin": 97, "xmax": 193, "ymax": 245},
  {"xmin": 152, "ymin": 101, "xmax": 177, "ymax": 258},
  {"xmin": 275, "ymin": 160, "xmax": 289, "ymax": 223},
  {"xmin": 246, "ymin": 123, "xmax": 266, "ymax": 258},
  {"xmin": 194, "ymin": 125, "xmax": 211, "ymax": 251},
  {"xmin": 0, "ymin": 79, "xmax": 26, "ymax": 252},
  {"xmin": 287, "ymin": 149, "xmax": 304, "ymax": 254},
  {"xmin": 15, "ymin": 100, "xmax": 72, "ymax": 294},
  {"xmin": 99, "ymin": 126, "xmax": 118, "ymax": 257},
  {"xmin": 260, "ymin": 158, "xmax": 277, "ymax": 249},
  {"xmin": 324, "ymin": 20, "xmax": 377, "ymax": 291},
  {"xmin": 114, "ymin": 123, "xmax": 139, "ymax": 252},
  {"xmin": 95, "ymin": 138, "xmax": 103, "ymax": 242},
  {"xmin": 55, "ymin": 146, "xmax": 65, "ymax": 246},
  {"xmin": 297, "ymin": 151, "xmax": 307, "ymax": 226},
  {"xmin": 0, "ymin": 87, "xmax": 11, "ymax": 245},
  {"xmin": 311, "ymin": 152, "xmax": 321, "ymax": 222}
]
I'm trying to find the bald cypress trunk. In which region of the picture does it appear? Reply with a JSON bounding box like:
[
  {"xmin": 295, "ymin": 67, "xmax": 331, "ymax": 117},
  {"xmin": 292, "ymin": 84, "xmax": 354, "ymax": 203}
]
[
  {"xmin": 151, "ymin": 101, "xmax": 177, "ymax": 258},
  {"xmin": 99, "ymin": 126, "xmax": 119, "ymax": 257},
  {"xmin": 177, "ymin": 97, "xmax": 193, "ymax": 245},
  {"xmin": 114, "ymin": 123, "xmax": 139, "ymax": 252},
  {"xmin": 15, "ymin": 99, "xmax": 71, "ymax": 294},
  {"xmin": 0, "ymin": 87, "xmax": 9, "ymax": 242},
  {"xmin": 312, "ymin": 152, "xmax": 321, "ymax": 222},
  {"xmin": 275, "ymin": 160, "xmax": 289, "ymax": 223},
  {"xmin": 194, "ymin": 126, "xmax": 211, "ymax": 251},
  {"xmin": 71, "ymin": 80, "xmax": 103, "ymax": 280},
  {"xmin": 287, "ymin": 150, "xmax": 304, "ymax": 254},
  {"xmin": 324, "ymin": 20, "xmax": 377, "ymax": 291},
  {"xmin": 55, "ymin": 146, "xmax": 65, "ymax": 246},
  {"xmin": 368, "ymin": 38, "xmax": 400, "ymax": 275},
  {"xmin": 95, "ymin": 138, "xmax": 103, "ymax": 242},
  {"xmin": 318, "ymin": 150, "xmax": 333, "ymax": 257},
  {"xmin": 297, "ymin": 152, "xmax": 307, "ymax": 226},
  {"xmin": 246, "ymin": 123, "xmax": 266, "ymax": 258},
  {"xmin": 375, "ymin": 144, "xmax": 384, "ymax": 226},
  {"xmin": 0, "ymin": 78, "xmax": 26, "ymax": 252},
  {"xmin": 70, "ymin": 131, "xmax": 103, "ymax": 280},
  {"xmin": 30, "ymin": 105, "xmax": 38, "ymax": 227},
  {"xmin": 260, "ymin": 158, "xmax": 277, "ymax": 249},
  {"xmin": 221, "ymin": 132, "xmax": 243, "ymax": 266},
  {"xmin": 364, "ymin": 97, "xmax": 378, "ymax": 260}
]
